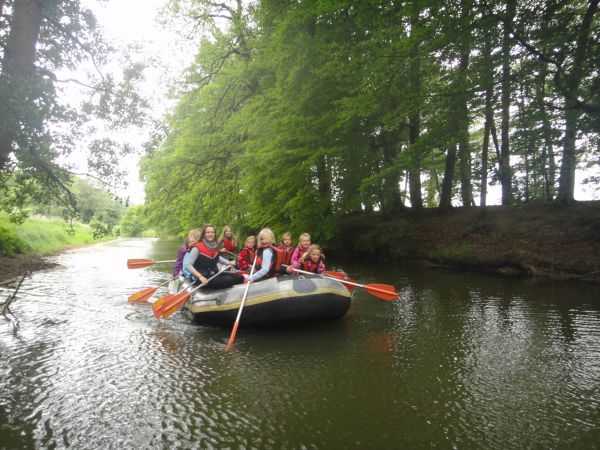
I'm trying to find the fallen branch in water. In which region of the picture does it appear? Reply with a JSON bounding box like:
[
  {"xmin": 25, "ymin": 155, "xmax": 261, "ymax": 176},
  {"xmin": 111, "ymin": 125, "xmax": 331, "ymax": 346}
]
[{"xmin": 1, "ymin": 272, "xmax": 28, "ymax": 329}]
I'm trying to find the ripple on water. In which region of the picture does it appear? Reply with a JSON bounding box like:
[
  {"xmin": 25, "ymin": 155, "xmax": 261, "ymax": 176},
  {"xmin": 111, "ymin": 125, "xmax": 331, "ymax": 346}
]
[{"xmin": 2, "ymin": 239, "xmax": 600, "ymax": 449}]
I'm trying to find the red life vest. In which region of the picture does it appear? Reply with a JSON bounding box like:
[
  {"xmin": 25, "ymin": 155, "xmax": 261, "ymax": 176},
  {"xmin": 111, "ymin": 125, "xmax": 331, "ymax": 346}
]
[
  {"xmin": 255, "ymin": 245, "xmax": 284, "ymax": 279},
  {"xmin": 193, "ymin": 241, "xmax": 221, "ymax": 276},
  {"xmin": 221, "ymin": 237, "xmax": 238, "ymax": 252},
  {"xmin": 237, "ymin": 247, "xmax": 256, "ymax": 270},
  {"xmin": 278, "ymin": 245, "xmax": 294, "ymax": 266},
  {"xmin": 301, "ymin": 257, "xmax": 323, "ymax": 274}
]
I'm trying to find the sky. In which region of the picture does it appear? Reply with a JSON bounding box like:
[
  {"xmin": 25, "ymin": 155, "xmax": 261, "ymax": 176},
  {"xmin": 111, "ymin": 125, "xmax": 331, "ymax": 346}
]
[{"xmin": 77, "ymin": 0, "xmax": 196, "ymax": 204}]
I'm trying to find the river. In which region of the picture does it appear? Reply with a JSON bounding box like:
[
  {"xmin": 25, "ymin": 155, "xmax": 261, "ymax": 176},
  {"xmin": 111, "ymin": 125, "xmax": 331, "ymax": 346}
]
[{"xmin": 1, "ymin": 238, "xmax": 599, "ymax": 449}]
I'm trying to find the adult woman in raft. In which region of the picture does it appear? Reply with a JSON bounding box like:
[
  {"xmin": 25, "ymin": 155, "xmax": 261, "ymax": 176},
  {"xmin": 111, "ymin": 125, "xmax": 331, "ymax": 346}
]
[{"xmin": 184, "ymin": 224, "xmax": 244, "ymax": 289}]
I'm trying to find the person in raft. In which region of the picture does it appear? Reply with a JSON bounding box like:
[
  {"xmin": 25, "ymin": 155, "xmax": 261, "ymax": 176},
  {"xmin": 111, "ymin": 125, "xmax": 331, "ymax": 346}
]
[
  {"xmin": 286, "ymin": 232, "xmax": 311, "ymax": 273},
  {"xmin": 172, "ymin": 229, "xmax": 201, "ymax": 276},
  {"xmin": 278, "ymin": 232, "xmax": 294, "ymax": 267},
  {"xmin": 298, "ymin": 244, "xmax": 325, "ymax": 274},
  {"xmin": 184, "ymin": 224, "xmax": 244, "ymax": 289},
  {"xmin": 218, "ymin": 225, "xmax": 239, "ymax": 257},
  {"xmin": 247, "ymin": 228, "xmax": 284, "ymax": 283},
  {"xmin": 237, "ymin": 235, "xmax": 257, "ymax": 271}
]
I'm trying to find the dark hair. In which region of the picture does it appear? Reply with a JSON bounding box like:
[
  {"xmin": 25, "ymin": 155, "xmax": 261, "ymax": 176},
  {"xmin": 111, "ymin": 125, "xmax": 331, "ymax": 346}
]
[{"xmin": 200, "ymin": 223, "xmax": 217, "ymax": 241}]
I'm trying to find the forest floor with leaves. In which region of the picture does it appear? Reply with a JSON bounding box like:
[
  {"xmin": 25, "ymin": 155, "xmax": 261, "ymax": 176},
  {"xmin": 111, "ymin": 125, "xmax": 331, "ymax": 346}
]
[{"xmin": 337, "ymin": 200, "xmax": 600, "ymax": 284}]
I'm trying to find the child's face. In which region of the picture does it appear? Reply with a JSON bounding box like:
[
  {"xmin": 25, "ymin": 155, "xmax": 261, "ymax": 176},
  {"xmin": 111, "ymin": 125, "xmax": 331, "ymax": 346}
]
[
  {"xmin": 258, "ymin": 233, "xmax": 272, "ymax": 247},
  {"xmin": 225, "ymin": 228, "xmax": 232, "ymax": 237},
  {"xmin": 283, "ymin": 236, "xmax": 292, "ymax": 247},
  {"xmin": 299, "ymin": 236, "xmax": 310, "ymax": 249},
  {"xmin": 309, "ymin": 249, "xmax": 321, "ymax": 262},
  {"xmin": 188, "ymin": 237, "xmax": 198, "ymax": 246},
  {"xmin": 246, "ymin": 239, "xmax": 255, "ymax": 249}
]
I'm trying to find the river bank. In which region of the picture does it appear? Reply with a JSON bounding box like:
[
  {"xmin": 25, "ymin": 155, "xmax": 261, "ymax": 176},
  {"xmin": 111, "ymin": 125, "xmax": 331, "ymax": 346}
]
[
  {"xmin": 3, "ymin": 202, "xmax": 600, "ymax": 286},
  {"xmin": 333, "ymin": 201, "xmax": 600, "ymax": 283}
]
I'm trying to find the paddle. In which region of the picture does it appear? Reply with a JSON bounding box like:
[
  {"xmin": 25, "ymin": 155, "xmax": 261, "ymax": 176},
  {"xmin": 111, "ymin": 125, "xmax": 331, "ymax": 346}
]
[
  {"xmin": 323, "ymin": 271, "xmax": 358, "ymax": 292},
  {"xmin": 127, "ymin": 258, "xmax": 177, "ymax": 269},
  {"xmin": 128, "ymin": 276, "xmax": 177, "ymax": 302},
  {"xmin": 153, "ymin": 265, "xmax": 231, "ymax": 319},
  {"xmin": 222, "ymin": 249, "xmax": 239, "ymax": 258},
  {"xmin": 285, "ymin": 266, "xmax": 398, "ymax": 301},
  {"xmin": 225, "ymin": 253, "xmax": 258, "ymax": 351}
]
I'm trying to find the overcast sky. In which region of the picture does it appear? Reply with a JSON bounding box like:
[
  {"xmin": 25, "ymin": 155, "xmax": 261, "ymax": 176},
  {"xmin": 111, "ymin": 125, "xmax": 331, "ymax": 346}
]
[{"xmin": 76, "ymin": 0, "xmax": 196, "ymax": 204}]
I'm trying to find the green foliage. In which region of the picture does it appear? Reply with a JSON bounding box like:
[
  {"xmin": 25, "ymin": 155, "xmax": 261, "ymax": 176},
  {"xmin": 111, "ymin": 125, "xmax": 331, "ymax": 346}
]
[
  {"xmin": 119, "ymin": 205, "xmax": 149, "ymax": 237},
  {"xmin": 0, "ymin": 224, "xmax": 29, "ymax": 255},
  {"xmin": 141, "ymin": 0, "xmax": 600, "ymax": 243},
  {"xmin": 0, "ymin": 1, "xmax": 152, "ymax": 225},
  {"xmin": 0, "ymin": 214, "xmax": 109, "ymax": 255}
]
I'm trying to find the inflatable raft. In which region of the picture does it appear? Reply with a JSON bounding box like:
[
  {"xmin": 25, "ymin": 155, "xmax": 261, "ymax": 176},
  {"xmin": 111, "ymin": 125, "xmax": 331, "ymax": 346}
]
[{"xmin": 169, "ymin": 273, "xmax": 352, "ymax": 328}]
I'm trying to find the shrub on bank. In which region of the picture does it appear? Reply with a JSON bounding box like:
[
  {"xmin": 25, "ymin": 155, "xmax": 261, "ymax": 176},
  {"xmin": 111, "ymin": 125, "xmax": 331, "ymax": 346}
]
[
  {"xmin": 0, "ymin": 215, "xmax": 111, "ymax": 255},
  {"xmin": 0, "ymin": 224, "xmax": 29, "ymax": 255}
]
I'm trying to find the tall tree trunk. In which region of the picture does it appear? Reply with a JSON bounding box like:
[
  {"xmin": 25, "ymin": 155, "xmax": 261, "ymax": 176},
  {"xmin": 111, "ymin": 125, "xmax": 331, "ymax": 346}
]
[
  {"xmin": 480, "ymin": 32, "xmax": 494, "ymax": 208},
  {"xmin": 0, "ymin": 0, "xmax": 43, "ymax": 169},
  {"xmin": 481, "ymin": 88, "xmax": 493, "ymax": 208},
  {"xmin": 316, "ymin": 155, "xmax": 331, "ymax": 215},
  {"xmin": 538, "ymin": 67, "xmax": 556, "ymax": 202},
  {"xmin": 556, "ymin": 0, "xmax": 599, "ymax": 204},
  {"xmin": 381, "ymin": 136, "xmax": 403, "ymax": 213},
  {"xmin": 457, "ymin": 39, "xmax": 472, "ymax": 207},
  {"xmin": 439, "ymin": 145, "xmax": 457, "ymax": 210},
  {"xmin": 408, "ymin": 9, "xmax": 423, "ymax": 210},
  {"xmin": 498, "ymin": 0, "xmax": 516, "ymax": 205}
]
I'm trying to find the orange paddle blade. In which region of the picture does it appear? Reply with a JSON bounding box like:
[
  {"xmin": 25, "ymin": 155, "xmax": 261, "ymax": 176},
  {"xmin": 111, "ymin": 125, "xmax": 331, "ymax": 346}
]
[
  {"xmin": 152, "ymin": 294, "xmax": 174, "ymax": 318},
  {"xmin": 128, "ymin": 287, "xmax": 157, "ymax": 302},
  {"xmin": 364, "ymin": 283, "xmax": 398, "ymax": 301},
  {"xmin": 127, "ymin": 258, "xmax": 155, "ymax": 269},
  {"xmin": 157, "ymin": 291, "xmax": 191, "ymax": 319}
]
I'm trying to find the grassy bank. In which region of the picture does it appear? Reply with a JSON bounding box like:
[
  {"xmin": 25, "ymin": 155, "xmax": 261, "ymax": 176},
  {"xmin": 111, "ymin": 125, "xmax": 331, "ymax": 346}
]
[
  {"xmin": 0, "ymin": 215, "xmax": 114, "ymax": 284},
  {"xmin": 333, "ymin": 201, "xmax": 600, "ymax": 283}
]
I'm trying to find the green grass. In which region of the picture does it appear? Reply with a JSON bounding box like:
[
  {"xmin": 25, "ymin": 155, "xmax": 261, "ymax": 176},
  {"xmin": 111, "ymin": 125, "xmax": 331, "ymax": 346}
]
[{"xmin": 0, "ymin": 214, "xmax": 113, "ymax": 255}]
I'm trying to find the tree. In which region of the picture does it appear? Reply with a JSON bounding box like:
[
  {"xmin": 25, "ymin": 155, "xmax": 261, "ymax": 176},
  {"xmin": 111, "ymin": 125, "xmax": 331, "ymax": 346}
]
[{"xmin": 0, "ymin": 0, "xmax": 150, "ymax": 224}]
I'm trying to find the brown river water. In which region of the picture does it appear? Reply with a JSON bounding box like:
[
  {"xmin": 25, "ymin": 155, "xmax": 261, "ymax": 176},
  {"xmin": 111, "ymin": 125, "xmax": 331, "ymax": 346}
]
[{"xmin": 1, "ymin": 238, "xmax": 599, "ymax": 449}]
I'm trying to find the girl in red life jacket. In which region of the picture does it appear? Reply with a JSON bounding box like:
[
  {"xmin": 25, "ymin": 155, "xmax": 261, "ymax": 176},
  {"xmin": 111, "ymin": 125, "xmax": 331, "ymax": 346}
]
[
  {"xmin": 218, "ymin": 225, "xmax": 239, "ymax": 257},
  {"xmin": 287, "ymin": 232, "xmax": 311, "ymax": 273},
  {"xmin": 184, "ymin": 224, "xmax": 244, "ymax": 289},
  {"xmin": 248, "ymin": 228, "xmax": 284, "ymax": 283},
  {"xmin": 299, "ymin": 244, "xmax": 326, "ymax": 274},
  {"xmin": 278, "ymin": 232, "xmax": 294, "ymax": 266},
  {"xmin": 237, "ymin": 236, "xmax": 256, "ymax": 271}
]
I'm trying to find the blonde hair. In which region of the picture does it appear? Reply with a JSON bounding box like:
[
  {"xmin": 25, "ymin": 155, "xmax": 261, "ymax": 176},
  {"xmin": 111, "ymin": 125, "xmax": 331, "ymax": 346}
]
[
  {"xmin": 245, "ymin": 235, "xmax": 256, "ymax": 247},
  {"xmin": 186, "ymin": 229, "xmax": 201, "ymax": 249},
  {"xmin": 299, "ymin": 232, "xmax": 310, "ymax": 241},
  {"xmin": 257, "ymin": 227, "xmax": 275, "ymax": 245},
  {"xmin": 281, "ymin": 232, "xmax": 293, "ymax": 245},
  {"xmin": 218, "ymin": 225, "xmax": 237, "ymax": 243},
  {"xmin": 309, "ymin": 244, "xmax": 325, "ymax": 259}
]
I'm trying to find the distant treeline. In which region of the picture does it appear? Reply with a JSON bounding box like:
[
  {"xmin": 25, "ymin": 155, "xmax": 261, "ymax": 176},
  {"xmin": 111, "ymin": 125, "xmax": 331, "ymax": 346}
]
[{"xmin": 141, "ymin": 0, "xmax": 600, "ymax": 240}]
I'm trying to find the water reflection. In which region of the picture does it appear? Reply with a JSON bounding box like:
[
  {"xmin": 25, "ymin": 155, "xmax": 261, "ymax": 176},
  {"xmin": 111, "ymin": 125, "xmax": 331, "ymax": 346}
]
[{"xmin": 0, "ymin": 239, "xmax": 599, "ymax": 448}]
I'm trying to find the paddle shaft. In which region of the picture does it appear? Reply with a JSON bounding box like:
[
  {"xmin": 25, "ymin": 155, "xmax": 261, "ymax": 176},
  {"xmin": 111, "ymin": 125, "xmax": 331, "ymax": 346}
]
[
  {"xmin": 284, "ymin": 266, "xmax": 397, "ymax": 298},
  {"xmin": 127, "ymin": 258, "xmax": 177, "ymax": 269},
  {"xmin": 226, "ymin": 254, "xmax": 258, "ymax": 350},
  {"xmin": 158, "ymin": 266, "xmax": 231, "ymax": 318}
]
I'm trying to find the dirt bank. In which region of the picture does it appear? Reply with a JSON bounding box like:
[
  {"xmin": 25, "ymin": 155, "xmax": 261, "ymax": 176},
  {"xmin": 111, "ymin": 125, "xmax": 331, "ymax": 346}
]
[
  {"xmin": 334, "ymin": 201, "xmax": 600, "ymax": 283},
  {"xmin": 0, "ymin": 253, "xmax": 59, "ymax": 286}
]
